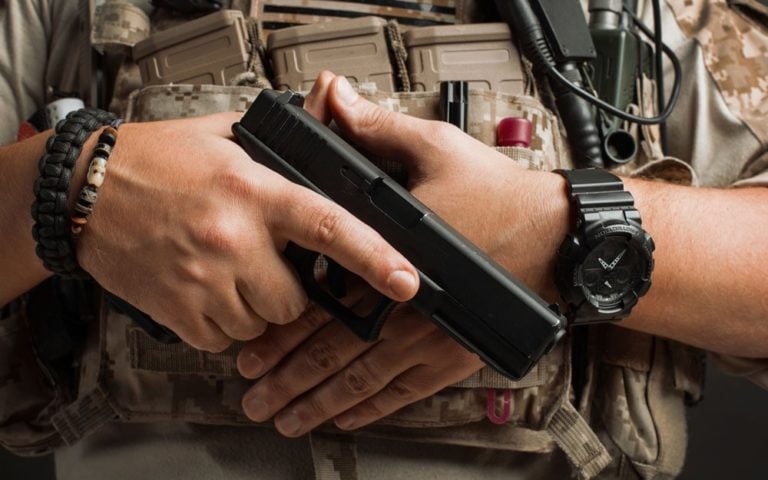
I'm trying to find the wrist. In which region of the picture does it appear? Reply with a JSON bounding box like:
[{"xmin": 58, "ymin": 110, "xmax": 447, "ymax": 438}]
[
  {"xmin": 505, "ymin": 170, "xmax": 570, "ymax": 304},
  {"xmin": 31, "ymin": 108, "xmax": 120, "ymax": 277}
]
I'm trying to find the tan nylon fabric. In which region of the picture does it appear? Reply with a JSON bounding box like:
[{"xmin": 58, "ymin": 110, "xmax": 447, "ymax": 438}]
[
  {"xmin": 310, "ymin": 433, "xmax": 360, "ymax": 480},
  {"xmin": 667, "ymin": 0, "xmax": 768, "ymax": 144},
  {"xmin": 548, "ymin": 401, "xmax": 613, "ymax": 480},
  {"xmin": 91, "ymin": 0, "xmax": 150, "ymax": 53}
]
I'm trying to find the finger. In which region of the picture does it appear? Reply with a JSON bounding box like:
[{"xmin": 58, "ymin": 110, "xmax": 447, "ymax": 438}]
[
  {"xmin": 333, "ymin": 334, "xmax": 483, "ymax": 430},
  {"xmin": 333, "ymin": 365, "xmax": 447, "ymax": 431},
  {"xmin": 156, "ymin": 308, "xmax": 233, "ymax": 353},
  {"xmin": 206, "ymin": 285, "xmax": 269, "ymax": 342},
  {"xmin": 326, "ymin": 76, "xmax": 450, "ymax": 170},
  {"xmin": 238, "ymin": 279, "xmax": 370, "ymax": 379},
  {"xmin": 237, "ymin": 302, "xmax": 334, "ymax": 379},
  {"xmin": 268, "ymin": 335, "xmax": 430, "ymax": 437},
  {"xmin": 235, "ymin": 243, "xmax": 309, "ymax": 326},
  {"xmin": 268, "ymin": 184, "xmax": 419, "ymax": 302},
  {"xmin": 240, "ymin": 318, "xmax": 371, "ymax": 423},
  {"xmin": 304, "ymin": 70, "xmax": 337, "ymax": 124}
]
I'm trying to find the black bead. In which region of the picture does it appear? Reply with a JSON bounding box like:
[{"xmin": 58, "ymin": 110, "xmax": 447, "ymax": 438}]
[{"xmin": 99, "ymin": 130, "xmax": 117, "ymax": 147}]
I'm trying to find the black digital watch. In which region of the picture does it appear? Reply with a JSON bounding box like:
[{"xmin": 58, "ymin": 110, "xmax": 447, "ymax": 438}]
[{"xmin": 555, "ymin": 168, "xmax": 654, "ymax": 324}]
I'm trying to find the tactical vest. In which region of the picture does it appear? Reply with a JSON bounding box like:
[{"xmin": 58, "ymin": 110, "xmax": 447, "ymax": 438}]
[{"xmin": 11, "ymin": 0, "xmax": 757, "ymax": 478}]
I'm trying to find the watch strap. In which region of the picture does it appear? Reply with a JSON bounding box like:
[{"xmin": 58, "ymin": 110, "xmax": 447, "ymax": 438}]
[{"xmin": 555, "ymin": 168, "xmax": 641, "ymax": 231}]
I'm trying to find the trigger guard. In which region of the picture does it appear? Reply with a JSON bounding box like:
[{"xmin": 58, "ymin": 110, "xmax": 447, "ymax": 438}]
[{"xmin": 284, "ymin": 242, "xmax": 395, "ymax": 341}]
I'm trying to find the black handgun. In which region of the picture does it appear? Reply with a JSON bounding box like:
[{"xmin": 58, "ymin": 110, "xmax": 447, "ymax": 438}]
[{"xmin": 232, "ymin": 89, "xmax": 566, "ymax": 380}]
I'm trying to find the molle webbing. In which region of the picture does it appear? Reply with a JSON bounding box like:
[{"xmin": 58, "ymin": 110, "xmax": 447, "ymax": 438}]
[
  {"xmin": 50, "ymin": 386, "xmax": 118, "ymax": 446},
  {"xmin": 255, "ymin": 0, "xmax": 458, "ymax": 33},
  {"xmin": 547, "ymin": 401, "xmax": 612, "ymax": 480}
]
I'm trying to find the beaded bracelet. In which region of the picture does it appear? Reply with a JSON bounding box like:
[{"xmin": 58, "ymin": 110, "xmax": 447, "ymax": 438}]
[
  {"xmin": 71, "ymin": 124, "xmax": 121, "ymax": 236},
  {"xmin": 31, "ymin": 108, "xmax": 120, "ymax": 277}
]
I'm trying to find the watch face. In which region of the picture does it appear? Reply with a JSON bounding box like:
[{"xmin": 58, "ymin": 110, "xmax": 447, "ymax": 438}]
[{"xmin": 579, "ymin": 237, "xmax": 645, "ymax": 305}]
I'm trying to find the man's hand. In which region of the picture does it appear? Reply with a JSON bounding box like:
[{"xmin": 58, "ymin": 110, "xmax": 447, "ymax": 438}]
[
  {"xmin": 237, "ymin": 71, "xmax": 570, "ymax": 434},
  {"xmin": 75, "ymin": 111, "xmax": 419, "ymax": 352},
  {"xmin": 238, "ymin": 303, "xmax": 483, "ymax": 436}
]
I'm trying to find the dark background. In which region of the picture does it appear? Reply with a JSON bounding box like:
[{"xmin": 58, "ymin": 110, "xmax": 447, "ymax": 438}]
[{"xmin": 2, "ymin": 363, "xmax": 767, "ymax": 479}]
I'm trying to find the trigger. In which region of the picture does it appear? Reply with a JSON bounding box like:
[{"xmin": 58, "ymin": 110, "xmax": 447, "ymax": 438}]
[{"xmin": 326, "ymin": 258, "xmax": 347, "ymax": 298}]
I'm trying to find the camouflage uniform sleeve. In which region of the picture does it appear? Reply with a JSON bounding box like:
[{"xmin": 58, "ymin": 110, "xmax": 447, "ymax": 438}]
[
  {"xmin": 0, "ymin": 0, "xmax": 80, "ymax": 145},
  {"xmin": 666, "ymin": 0, "xmax": 768, "ymax": 188}
]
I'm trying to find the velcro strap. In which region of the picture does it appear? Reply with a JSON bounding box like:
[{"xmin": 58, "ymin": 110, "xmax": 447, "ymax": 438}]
[
  {"xmin": 547, "ymin": 400, "xmax": 612, "ymax": 480},
  {"xmin": 50, "ymin": 386, "xmax": 119, "ymax": 446},
  {"xmin": 310, "ymin": 432, "xmax": 359, "ymax": 480},
  {"xmin": 451, "ymin": 363, "xmax": 545, "ymax": 389},
  {"xmin": 129, "ymin": 327, "xmax": 241, "ymax": 376}
]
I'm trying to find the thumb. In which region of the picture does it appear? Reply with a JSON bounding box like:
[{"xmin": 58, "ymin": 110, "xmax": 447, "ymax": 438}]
[{"xmin": 327, "ymin": 76, "xmax": 445, "ymax": 171}]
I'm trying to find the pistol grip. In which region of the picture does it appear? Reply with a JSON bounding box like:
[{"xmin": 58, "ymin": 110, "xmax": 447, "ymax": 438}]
[{"xmin": 284, "ymin": 242, "xmax": 395, "ymax": 342}]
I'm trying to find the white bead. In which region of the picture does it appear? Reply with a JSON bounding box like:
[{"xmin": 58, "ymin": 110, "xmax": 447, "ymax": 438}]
[{"xmin": 87, "ymin": 156, "xmax": 108, "ymax": 188}]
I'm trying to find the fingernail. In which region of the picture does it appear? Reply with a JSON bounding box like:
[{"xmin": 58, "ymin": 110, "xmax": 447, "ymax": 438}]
[
  {"xmin": 336, "ymin": 76, "xmax": 358, "ymax": 105},
  {"xmin": 239, "ymin": 351, "xmax": 264, "ymax": 378},
  {"xmin": 387, "ymin": 270, "xmax": 418, "ymax": 300},
  {"xmin": 243, "ymin": 394, "xmax": 269, "ymax": 421},
  {"xmin": 276, "ymin": 410, "xmax": 303, "ymax": 436},
  {"xmin": 335, "ymin": 413, "xmax": 356, "ymax": 430}
]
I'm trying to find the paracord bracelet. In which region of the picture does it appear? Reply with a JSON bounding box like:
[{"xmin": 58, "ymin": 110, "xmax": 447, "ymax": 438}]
[{"xmin": 31, "ymin": 108, "xmax": 120, "ymax": 277}]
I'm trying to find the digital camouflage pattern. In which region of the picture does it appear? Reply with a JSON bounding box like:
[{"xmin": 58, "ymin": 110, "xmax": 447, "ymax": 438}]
[
  {"xmin": 667, "ymin": 0, "xmax": 768, "ymax": 144},
  {"xmin": 91, "ymin": 1, "xmax": 151, "ymax": 53},
  {"xmin": 125, "ymin": 84, "xmax": 262, "ymax": 121}
]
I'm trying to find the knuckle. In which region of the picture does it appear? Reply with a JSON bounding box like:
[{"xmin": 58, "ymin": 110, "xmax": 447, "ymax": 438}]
[
  {"xmin": 357, "ymin": 106, "xmax": 394, "ymax": 137},
  {"xmin": 342, "ymin": 358, "xmax": 380, "ymax": 396},
  {"xmin": 303, "ymin": 339, "xmax": 342, "ymax": 374},
  {"xmin": 263, "ymin": 373, "xmax": 295, "ymax": 400},
  {"xmin": 304, "ymin": 394, "xmax": 330, "ymax": 419},
  {"xmin": 357, "ymin": 400, "xmax": 384, "ymax": 419},
  {"xmin": 196, "ymin": 218, "xmax": 240, "ymax": 253},
  {"xmin": 175, "ymin": 261, "xmax": 207, "ymax": 285},
  {"xmin": 193, "ymin": 316, "xmax": 234, "ymax": 353},
  {"xmin": 227, "ymin": 318, "xmax": 267, "ymax": 341},
  {"xmin": 386, "ymin": 378, "xmax": 417, "ymax": 402},
  {"xmin": 308, "ymin": 205, "xmax": 346, "ymax": 248},
  {"xmin": 358, "ymin": 241, "xmax": 388, "ymax": 275},
  {"xmin": 299, "ymin": 303, "xmax": 331, "ymax": 331},
  {"xmin": 215, "ymin": 167, "xmax": 260, "ymax": 201},
  {"xmin": 199, "ymin": 336, "xmax": 233, "ymax": 354},
  {"xmin": 267, "ymin": 297, "xmax": 306, "ymax": 325}
]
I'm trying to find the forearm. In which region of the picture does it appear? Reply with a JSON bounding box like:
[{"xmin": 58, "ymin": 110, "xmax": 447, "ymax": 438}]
[
  {"xmin": 623, "ymin": 179, "xmax": 768, "ymax": 357},
  {"xmin": 0, "ymin": 134, "xmax": 53, "ymax": 305},
  {"xmin": 534, "ymin": 173, "xmax": 768, "ymax": 357}
]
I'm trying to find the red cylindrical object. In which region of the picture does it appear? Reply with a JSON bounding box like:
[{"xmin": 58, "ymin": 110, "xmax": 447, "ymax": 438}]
[{"xmin": 497, "ymin": 117, "xmax": 533, "ymax": 148}]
